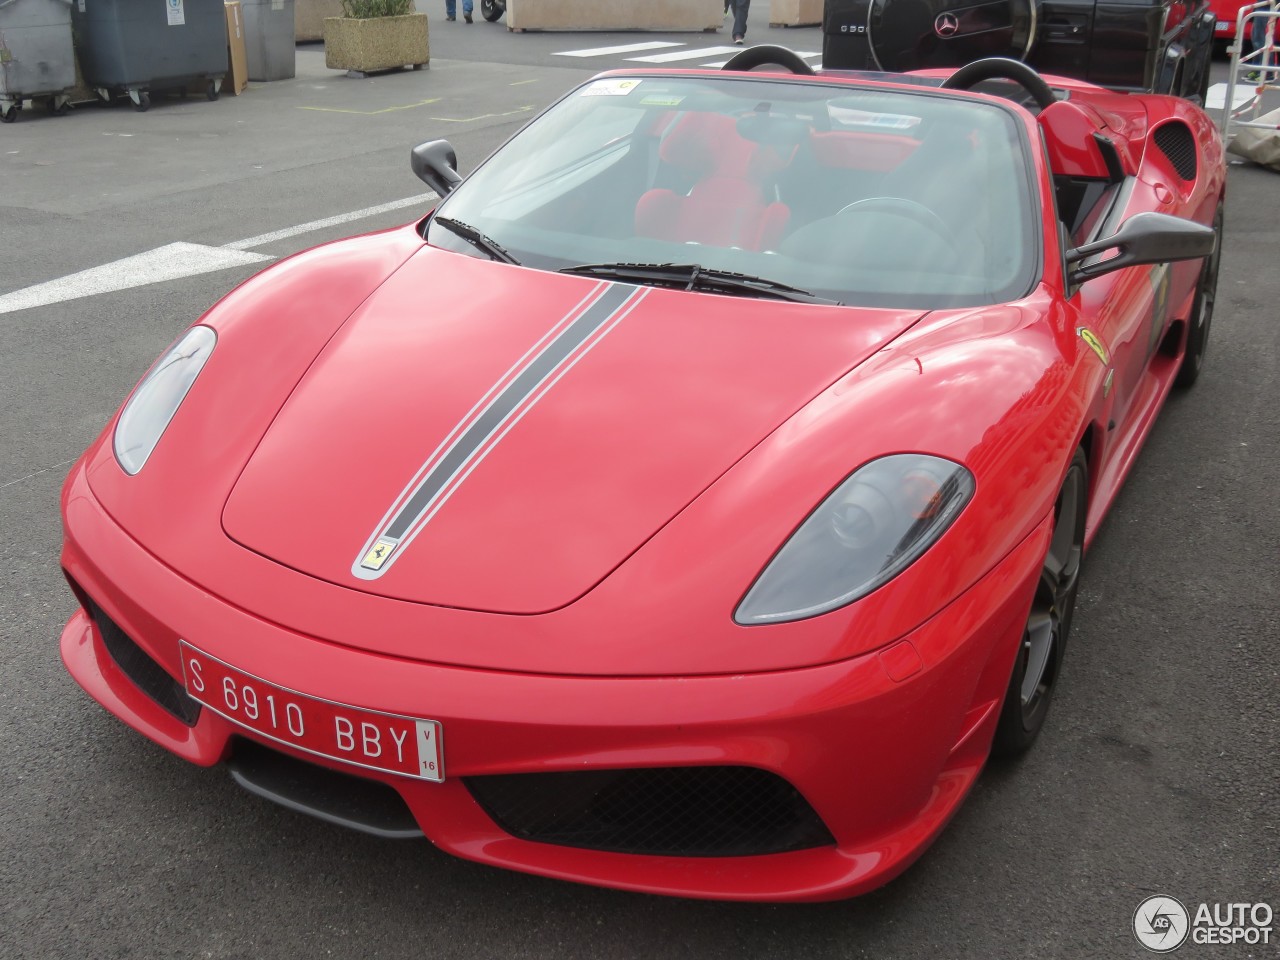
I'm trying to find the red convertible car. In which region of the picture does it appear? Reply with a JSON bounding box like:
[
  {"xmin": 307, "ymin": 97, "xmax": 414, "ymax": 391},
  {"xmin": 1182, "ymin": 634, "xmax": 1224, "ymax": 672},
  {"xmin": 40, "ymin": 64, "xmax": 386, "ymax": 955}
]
[{"xmin": 60, "ymin": 52, "xmax": 1224, "ymax": 901}]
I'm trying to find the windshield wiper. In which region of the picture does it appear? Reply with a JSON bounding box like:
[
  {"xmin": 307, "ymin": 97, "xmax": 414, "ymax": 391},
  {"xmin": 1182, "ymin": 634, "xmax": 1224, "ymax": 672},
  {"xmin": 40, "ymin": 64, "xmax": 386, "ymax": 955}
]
[
  {"xmin": 558, "ymin": 262, "xmax": 840, "ymax": 305},
  {"xmin": 432, "ymin": 216, "xmax": 521, "ymax": 265}
]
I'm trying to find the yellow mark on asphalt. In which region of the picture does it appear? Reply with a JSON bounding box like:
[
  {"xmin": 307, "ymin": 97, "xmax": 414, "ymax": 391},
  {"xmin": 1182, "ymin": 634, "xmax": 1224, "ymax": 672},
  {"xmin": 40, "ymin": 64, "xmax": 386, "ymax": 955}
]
[
  {"xmin": 424, "ymin": 106, "xmax": 536, "ymax": 122},
  {"xmin": 510, "ymin": 79, "xmax": 539, "ymax": 86},
  {"xmin": 298, "ymin": 97, "xmax": 443, "ymax": 115}
]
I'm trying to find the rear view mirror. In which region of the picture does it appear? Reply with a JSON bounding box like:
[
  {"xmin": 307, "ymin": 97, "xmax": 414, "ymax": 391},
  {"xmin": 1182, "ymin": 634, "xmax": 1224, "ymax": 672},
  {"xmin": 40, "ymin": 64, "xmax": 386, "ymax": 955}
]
[
  {"xmin": 411, "ymin": 140, "xmax": 463, "ymax": 197},
  {"xmin": 1066, "ymin": 212, "xmax": 1216, "ymax": 286}
]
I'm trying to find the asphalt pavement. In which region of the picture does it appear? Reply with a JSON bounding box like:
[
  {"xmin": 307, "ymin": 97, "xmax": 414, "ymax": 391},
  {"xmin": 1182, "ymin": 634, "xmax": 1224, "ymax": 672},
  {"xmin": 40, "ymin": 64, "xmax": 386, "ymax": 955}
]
[{"xmin": 1, "ymin": 13, "xmax": 1277, "ymax": 960}]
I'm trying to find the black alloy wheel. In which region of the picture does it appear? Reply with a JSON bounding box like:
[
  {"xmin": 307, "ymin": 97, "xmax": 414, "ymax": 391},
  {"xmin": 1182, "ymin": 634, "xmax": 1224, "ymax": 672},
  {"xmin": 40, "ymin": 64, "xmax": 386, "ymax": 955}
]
[
  {"xmin": 1174, "ymin": 201, "xmax": 1223, "ymax": 389},
  {"xmin": 481, "ymin": 0, "xmax": 504, "ymax": 21},
  {"xmin": 992, "ymin": 448, "xmax": 1087, "ymax": 758}
]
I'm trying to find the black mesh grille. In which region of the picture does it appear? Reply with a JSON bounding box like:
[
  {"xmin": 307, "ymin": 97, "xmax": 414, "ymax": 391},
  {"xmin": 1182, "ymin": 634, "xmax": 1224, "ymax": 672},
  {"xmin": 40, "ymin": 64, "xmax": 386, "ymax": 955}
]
[
  {"xmin": 466, "ymin": 767, "xmax": 835, "ymax": 857},
  {"xmin": 1154, "ymin": 123, "xmax": 1197, "ymax": 181},
  {"xmin": 87, "ymin": 600, "xmax": 202, "ymax": 726}
]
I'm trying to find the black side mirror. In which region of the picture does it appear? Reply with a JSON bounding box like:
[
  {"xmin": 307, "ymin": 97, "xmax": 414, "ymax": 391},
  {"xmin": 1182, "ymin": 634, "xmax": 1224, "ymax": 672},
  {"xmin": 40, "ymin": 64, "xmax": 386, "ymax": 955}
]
[
  {"xmin": 411, "ymin": 140, "xmax": 463, "ymax": 197},
  {"xmin": 1066, "ymin": 212, "xmax": 1216, "ymax": 286}
]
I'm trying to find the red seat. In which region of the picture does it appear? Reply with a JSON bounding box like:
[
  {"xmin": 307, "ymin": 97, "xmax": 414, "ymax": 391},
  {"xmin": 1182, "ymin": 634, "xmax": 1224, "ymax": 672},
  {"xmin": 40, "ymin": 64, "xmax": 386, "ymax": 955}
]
[{"xmin": 635, "ymin": 113, "xmax": 791, "ymax": 251}]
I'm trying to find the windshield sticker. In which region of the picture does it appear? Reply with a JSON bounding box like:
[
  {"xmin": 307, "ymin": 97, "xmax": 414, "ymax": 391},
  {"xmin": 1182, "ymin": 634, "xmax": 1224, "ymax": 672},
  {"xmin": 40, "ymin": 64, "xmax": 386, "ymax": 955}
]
[
  {"xmin": 1077, "ymin": 327, "xmax": 1110, "ymax": 365},
  {"xmin": 640, "ymin": 95, "xmax": 684, "ymax": 107},
  {"xmin": 829, "ymin": 106, "xmax": 921, "ymax": 130},
  {"xmin": 581, "ymin": 78, "xmax": 643, "ymax": 97}
]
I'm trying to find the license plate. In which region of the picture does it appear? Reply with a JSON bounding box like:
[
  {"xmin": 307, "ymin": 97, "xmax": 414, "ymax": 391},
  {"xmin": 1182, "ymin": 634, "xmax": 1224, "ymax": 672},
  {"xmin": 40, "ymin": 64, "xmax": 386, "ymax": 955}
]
[
  {"xmin": 1216, "ymin": 19, "xmax": 1231, "ymax": 30},
  {"xmin": 179, "ymin": 641, "xmax": 444, "ymax": 782}
]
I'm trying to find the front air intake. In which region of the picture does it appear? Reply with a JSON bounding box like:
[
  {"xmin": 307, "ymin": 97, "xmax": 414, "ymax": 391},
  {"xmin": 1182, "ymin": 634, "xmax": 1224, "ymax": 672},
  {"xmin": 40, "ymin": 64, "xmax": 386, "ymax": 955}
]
[
  {"xmin": 466, "ymin": 766, "xmax": 835, "ymax": 857},
  {"xmin": 85, "ymin": 598, "xmax": 202, "ymax": 726}
]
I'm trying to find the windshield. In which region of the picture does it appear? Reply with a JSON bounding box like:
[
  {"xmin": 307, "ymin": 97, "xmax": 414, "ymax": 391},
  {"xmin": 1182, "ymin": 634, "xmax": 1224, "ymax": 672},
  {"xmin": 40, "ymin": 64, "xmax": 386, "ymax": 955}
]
[{"xmin": 427, "ymin": 75, "xmax": 1038, "ymax": 309}]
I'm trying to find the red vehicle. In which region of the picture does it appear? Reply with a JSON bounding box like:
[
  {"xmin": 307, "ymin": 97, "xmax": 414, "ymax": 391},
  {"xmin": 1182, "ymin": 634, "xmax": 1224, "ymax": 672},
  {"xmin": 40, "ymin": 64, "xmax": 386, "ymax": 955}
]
[
  {"xmin": 1211, "ymin": 0, "xmax": 1255, "ymax": 39},
  {"xmin": 59, "ymin": 52, "xmax": 1224, "ymax": 902}
]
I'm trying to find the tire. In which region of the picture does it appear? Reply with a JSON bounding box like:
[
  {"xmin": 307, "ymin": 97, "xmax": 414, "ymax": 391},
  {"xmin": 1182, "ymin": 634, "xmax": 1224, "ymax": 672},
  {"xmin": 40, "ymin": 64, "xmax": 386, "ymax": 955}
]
[
  {"xmin": 1175, "ymin": 201, "xmax": 1223, "ymax": 389},
  {"xmin": 133, "ymin": 91, "xmax": 151, "ymax": 112},
  {"xmin": 0, "ymin": 105, "xmax": 16, "ymax": 124},
  {"xmin": 992, "ymin": 448, "xmax": 1087, "ymax": 759},
  {"xmin": 481, "ymin": 0, "xmax": 504, "ymax": 21},
  {"xmin": 206, "ymin": 80, "xmax": 219, "ymax": 102}
]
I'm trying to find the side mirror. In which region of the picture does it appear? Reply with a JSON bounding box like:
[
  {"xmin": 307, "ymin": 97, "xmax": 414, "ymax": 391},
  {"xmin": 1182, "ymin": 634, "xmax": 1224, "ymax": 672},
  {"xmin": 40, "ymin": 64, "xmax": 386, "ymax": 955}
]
[
  {"xmin": 411, "ymin": 140, "xmax": 463, "ymax": 197},
  {"xmin": 1066, "ymin": 212, "xmax": 1216, "ymax": 286}
]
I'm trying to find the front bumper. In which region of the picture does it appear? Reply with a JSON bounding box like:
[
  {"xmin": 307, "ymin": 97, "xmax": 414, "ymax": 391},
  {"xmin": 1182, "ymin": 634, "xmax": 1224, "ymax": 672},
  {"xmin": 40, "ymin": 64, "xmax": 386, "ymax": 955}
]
[{"xmin": 60, "ymin": 461, "xmax": 1048, "ymax": 902}]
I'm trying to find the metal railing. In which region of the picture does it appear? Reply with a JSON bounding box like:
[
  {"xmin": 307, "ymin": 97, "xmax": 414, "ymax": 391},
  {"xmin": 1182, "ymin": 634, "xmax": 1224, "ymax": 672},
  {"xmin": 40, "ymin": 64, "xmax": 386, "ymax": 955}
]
[{"xmin": 1220, "ymin": 1, "xmax": 1280, "ymax": 138}]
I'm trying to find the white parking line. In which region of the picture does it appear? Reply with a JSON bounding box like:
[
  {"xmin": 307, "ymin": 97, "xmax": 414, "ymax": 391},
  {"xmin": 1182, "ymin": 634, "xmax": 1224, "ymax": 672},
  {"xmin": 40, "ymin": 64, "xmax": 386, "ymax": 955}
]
[
  {"xmin": 627, "ymin": 46, "xmax": 743, "ymax": 63},
  {"xmin": 227, "ymin": 193, "xmax": 437, "ymax": 250},
  {"xmin": 553, "ymin": 41, "xmax": 683, "ymax": 58},
  {"xmin": 0, "ymin": 193, "xmax": 440, "ymax": 316},
  {"xmin": 0, "ymin": 244, "xmax": 272, "ymax": 316}
]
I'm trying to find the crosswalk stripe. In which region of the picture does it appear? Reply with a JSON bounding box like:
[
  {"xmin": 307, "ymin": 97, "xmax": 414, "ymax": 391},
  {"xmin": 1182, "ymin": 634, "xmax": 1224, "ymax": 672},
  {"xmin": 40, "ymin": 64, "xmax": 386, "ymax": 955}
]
[
  {"xmin": 706, "ymin": 50, "xmax": 822, "ymax": 68},
  {"xmin": 553, "ymin": 41, "xmax": 683, "ymax": 57},
  {"xmin": 627, "ymin": 46, "xmax": 744, "ymax": 62}
]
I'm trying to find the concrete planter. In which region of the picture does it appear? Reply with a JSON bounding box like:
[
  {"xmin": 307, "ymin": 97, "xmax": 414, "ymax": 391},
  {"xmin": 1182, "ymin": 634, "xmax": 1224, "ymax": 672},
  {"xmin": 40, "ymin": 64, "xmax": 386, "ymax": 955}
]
[
  {"xmin": 296, "ymin": 0, "xmax": 344, "ymax": 41},
  {"xmin": 323, "ymin": 12, "xmax": 429, "ymax": 73},
  {"xmin": 506, "ymin": 0, "xmax": 722, "ymax": 32},
  {"xmin": 769, "ymin": 0, "xmax": 822, "ymax": 27}
]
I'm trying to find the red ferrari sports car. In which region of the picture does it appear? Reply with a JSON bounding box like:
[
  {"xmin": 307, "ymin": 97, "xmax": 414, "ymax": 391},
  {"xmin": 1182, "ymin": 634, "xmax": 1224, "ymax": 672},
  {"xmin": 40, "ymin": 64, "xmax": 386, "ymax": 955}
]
[{"xmin": 60, "ymin": 52, "xmax": 1224, "ymax": 902}]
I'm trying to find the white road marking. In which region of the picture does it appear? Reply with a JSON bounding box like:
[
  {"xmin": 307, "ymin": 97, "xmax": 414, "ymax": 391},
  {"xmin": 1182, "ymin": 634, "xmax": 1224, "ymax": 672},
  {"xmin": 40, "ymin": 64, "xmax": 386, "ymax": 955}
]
[
  {"xmin": 0, "ymin": 243, "xmax": 272, "ymax": 316},
  {"xmin": 1205, "ymin": 81, "xmax": 1256, "ymax": 111},
  {"xmin": 627, "ymin": 46, "xmax": 743, "ymax": 63},
  {"xmin": 226, "ymin": 192, "xmax": 437, "ymax": 250},
  {"xmin": 553, "ymin": 41, "xmax": 683, "ymax": 57},
  {"xmin": 0, "ymin": 193, "xmax": 440, "ymax": 316},
  {"xmin": 703, "ymin": 53, "xmax": 820, "ymax": 67}
]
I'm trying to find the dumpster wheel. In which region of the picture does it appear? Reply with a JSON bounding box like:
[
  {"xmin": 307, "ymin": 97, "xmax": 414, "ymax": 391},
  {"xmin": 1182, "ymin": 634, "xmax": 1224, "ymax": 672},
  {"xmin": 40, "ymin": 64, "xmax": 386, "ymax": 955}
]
[
  {"xmin": 0, "ymin": 101, "xmax": 17, "ymax": 124},
  {"xmin": 206, "ymin": 80, "xmax": 219, "ymax": 102},
  {"xmin": 130, "ymin": 90, "xmax": 151, "ymax": 112}
]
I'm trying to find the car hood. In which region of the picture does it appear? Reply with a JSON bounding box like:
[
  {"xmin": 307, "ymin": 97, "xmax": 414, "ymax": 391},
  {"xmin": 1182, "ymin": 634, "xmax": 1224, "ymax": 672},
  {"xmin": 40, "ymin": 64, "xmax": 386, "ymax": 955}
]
[{"xmin": 222, "ymin": 247, "xmax": 927, "ymax": 613}]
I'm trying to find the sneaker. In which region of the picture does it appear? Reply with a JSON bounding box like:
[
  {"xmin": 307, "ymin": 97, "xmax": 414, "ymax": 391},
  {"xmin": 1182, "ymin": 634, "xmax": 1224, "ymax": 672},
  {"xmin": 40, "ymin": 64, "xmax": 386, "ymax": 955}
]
[
  {"xmin": 464, "ymin": 11, "xmax": 472, "ymax": 21},
  {"xmin": 446, "ymin": 14, "xmax": 455, "ymax": 19},
  {"xmin": 734, "ymin": 36, "xmax": 744, "ymax": 44}
]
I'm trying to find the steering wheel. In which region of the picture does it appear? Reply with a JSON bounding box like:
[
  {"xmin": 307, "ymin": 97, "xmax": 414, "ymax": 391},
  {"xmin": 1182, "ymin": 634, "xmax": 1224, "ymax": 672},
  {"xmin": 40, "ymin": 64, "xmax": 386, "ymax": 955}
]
[
  {"xmin": 837, "ymin": 197, "xmax": 963, "ymax": 254},
  {"xmin": 721, "ymin": 45, "xmax": 816, "ymax": 76},
  {"xmin": 939, "ymin": 57, "xmax": 1057, "ymax": 111}
]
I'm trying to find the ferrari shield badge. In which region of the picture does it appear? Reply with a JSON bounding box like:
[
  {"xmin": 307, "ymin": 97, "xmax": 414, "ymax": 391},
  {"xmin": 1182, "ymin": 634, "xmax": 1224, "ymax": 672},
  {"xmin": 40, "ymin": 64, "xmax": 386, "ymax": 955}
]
[
  {"xmin": 1077, "ymin": 327, "xmax": 1109, "ymax": 365},
  {"xmin": 360, "ymin": 537, "xmax": 398, "ymax": 571}
]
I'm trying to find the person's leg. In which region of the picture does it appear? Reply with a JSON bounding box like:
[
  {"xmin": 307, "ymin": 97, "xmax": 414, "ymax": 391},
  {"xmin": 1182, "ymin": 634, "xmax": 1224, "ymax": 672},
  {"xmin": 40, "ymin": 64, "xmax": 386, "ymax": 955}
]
[
  {"xmin": 463, "ymin": 0, "xmax": 473, "ymax": 21},
  {"xmin": 445, "ymin": 0, "xmax": 456, "ymax": 18},
  {"xmin": 732, "ymin": 0, "xmax": 750, "ymax": 41}
]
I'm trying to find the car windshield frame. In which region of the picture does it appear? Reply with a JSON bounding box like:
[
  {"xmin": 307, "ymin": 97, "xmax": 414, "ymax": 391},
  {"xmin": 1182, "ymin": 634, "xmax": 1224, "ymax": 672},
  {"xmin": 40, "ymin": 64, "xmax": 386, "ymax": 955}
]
[{"xmin": 426, "ymin": 72, "xmax": 1043, "ymax": 310}]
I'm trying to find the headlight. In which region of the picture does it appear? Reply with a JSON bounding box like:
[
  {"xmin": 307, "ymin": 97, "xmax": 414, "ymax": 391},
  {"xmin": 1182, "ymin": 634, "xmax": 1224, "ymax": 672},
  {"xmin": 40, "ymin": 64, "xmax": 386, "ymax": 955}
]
[
  {"xmin": 735, "ymin": 454, "xmax": 975, "ymax": 625},
  {"xmin": 113, "ymin": 326, "xmax": 217, "ymax": 475}
]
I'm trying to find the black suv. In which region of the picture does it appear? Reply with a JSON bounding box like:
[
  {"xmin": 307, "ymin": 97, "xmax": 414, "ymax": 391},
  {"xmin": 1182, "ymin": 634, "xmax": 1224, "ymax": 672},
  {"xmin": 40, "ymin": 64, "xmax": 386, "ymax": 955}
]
[{"xmin": 822, "ymin": 0, "xmax": 1216, "ymax": 101}]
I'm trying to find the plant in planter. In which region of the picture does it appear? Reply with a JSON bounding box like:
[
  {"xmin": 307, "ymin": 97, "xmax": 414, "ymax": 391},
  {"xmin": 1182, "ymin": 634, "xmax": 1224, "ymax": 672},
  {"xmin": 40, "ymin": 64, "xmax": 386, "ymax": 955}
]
[{"xmin": 324, "ymin": 0, "xmax": 429, "ymax": 76}]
